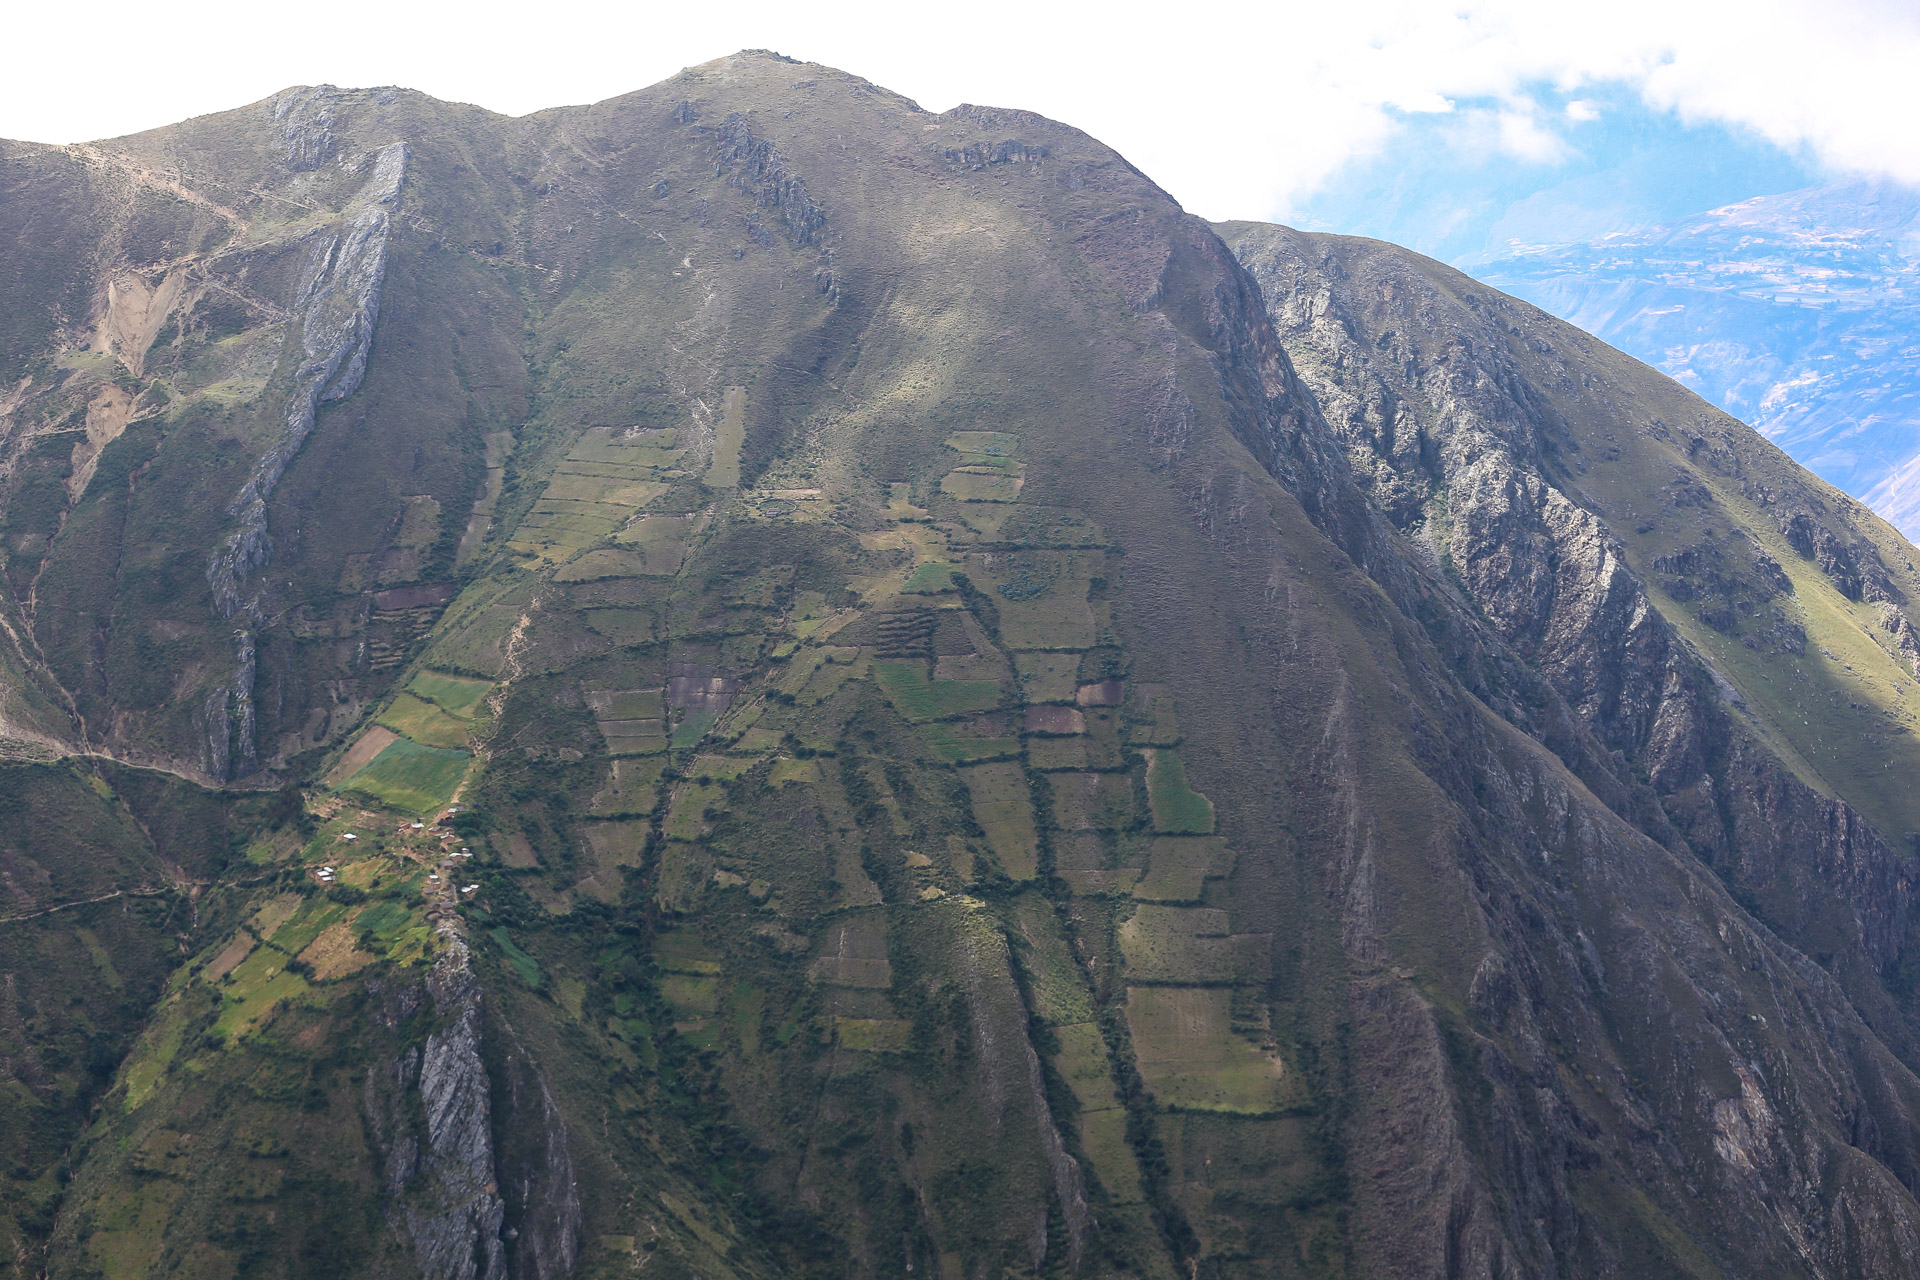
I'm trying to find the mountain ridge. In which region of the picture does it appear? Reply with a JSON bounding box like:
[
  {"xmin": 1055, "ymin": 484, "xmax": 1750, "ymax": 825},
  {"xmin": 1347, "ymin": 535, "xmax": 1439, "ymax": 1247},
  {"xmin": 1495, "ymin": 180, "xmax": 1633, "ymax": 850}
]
[{"xmin": 1, "ymin": 52, "xmax": 1919, "ymax": 1280}]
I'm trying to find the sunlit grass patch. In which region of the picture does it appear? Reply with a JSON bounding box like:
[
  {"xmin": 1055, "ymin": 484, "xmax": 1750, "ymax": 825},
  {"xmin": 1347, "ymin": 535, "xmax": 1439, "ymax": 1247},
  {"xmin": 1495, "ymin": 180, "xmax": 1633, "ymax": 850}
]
[
  {"xmin": 554, "ymin": 547, "xmax": 648, "ymax": 580},
  {"xmin": 375, "ymin": 692, "xmax": 472, "ymax": 748},
  {"xmin": 1125, "ymin": 986, "xmax": 1289, "ymax": 1115},
  {"xmin": 768, "ymin": 756, "xmax": 819, "ymax": 787},
  {"xmin": 902, "ymin": 560, "xmax": 956, "ymax": 593},
  {"xmin": 588, "ymin": 688, "xmax": 664, "ymax": 719},
  {"xmin": 612, "ymin": 513, "xmax": 705, "ymax": 575},
  {"xmin": 212, "ymin": 947, "xmax": 310, "ymax": 1041},
  {"xmin": 941, "ymin": 469, "xmax": 1023, "ymax": 502},
  {"xmin": 592, "ymin": 756, "xmax": 667, "ymax": 814},
  {"xmin": 944, "ymin": 430, "xmax": 1019, "ymax": 461},
  {"xmin": 407, "ymin": 669, "xmax": 493, "ymax": 718},
  {"xmin": 960, "ymin": 761, "xmax": 1039, "ymax": 879},
  {"xmin": 1015, "ymin": 651, "xmax": 1081, "ymax": 702},
  {"xmin": 1145, "ymin": 749, "xmax": 1214, "ymax": 834},
  {"xmin": 1119, "ymin": 905, "xmax": 1235, "ymax": 983},
  {"xmin": 491, "ymin": 928, "xmax": 542, "ymax": 988},
  {"xmin": 836, "ymin": 1017, "xmax": 913, "ymax": 1052},
  {"xmin": 342, "ymin": 737, "xmax": 471, "ymax": 814},
  {"xmin": 1134, "ymin": 836, "xmax": 1234, "ymax": 903},
  {"xmin": 705, "ymin": 387, "xmax": 746, "ymax": 487},
  {"xmin": 872, "ymin": 658, "xmax": 1001, "ymax": 721},
  {"xmin": 919, "ymin": 719, "xmax": 1022, "ymax": 764}
]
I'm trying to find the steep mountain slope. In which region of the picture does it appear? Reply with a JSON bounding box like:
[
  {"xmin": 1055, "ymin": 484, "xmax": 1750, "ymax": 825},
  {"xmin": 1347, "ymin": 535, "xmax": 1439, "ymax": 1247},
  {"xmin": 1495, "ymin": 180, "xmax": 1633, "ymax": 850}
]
[
  {"xmin": 4, "ymin": 52, "xmax": 1920, "ymax": 1280},
  {"xmin": 1223, "ymin": 221, "xmax": 1920, "ymax": 1038},
  {"xmin": 1469, "ymin": 181, "xmax": 1920, "ymax": 536}
]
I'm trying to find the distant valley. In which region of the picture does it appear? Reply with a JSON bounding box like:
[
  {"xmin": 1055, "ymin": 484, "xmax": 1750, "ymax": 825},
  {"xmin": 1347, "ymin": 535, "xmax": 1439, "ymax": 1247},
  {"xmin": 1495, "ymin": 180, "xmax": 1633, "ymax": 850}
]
[{"xmin": 1476, "ymin": 179, "xmax": 1920, "ymax": 536}]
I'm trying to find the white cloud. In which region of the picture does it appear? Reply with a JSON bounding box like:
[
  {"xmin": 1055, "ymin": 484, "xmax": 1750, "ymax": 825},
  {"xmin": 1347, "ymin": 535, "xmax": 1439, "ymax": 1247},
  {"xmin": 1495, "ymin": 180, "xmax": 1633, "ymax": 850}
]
[{"xmin": 1, "ymin": 0, "xmax": 1914, "ymax": 221}]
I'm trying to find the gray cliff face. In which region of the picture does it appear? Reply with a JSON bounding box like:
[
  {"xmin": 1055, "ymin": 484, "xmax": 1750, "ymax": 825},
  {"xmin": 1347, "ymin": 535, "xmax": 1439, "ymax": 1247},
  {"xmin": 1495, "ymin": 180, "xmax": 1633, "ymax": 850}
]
[
  {"xmin": 366, "ymin": 942, "xmax": 509, "ymax": 1280},
  {"xmin": 1182, "ymin": 217, "xmax": 1920, "ymax": 1276},
  {"xmin": 201, "ymin": 125, "xmax": 405, "ymax": 779},
  {"xmin": 1223, "ymin": 223, "xmax": 1920, "ymax": 1057}
]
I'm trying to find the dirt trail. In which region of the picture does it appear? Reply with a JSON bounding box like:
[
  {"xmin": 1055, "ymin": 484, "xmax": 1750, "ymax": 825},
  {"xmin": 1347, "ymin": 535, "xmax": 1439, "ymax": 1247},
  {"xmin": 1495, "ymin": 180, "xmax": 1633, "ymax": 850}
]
[{"xmin": 67, "ymin": 144, "xmax": 250, "ymax": 232}]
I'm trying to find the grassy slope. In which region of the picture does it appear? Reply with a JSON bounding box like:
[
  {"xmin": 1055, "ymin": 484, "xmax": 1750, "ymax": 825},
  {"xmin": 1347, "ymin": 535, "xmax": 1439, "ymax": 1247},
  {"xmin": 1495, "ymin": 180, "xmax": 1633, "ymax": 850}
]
[{"xmin": 2, "ymin": 52, "xmax": 1920, "ymax": 1280}]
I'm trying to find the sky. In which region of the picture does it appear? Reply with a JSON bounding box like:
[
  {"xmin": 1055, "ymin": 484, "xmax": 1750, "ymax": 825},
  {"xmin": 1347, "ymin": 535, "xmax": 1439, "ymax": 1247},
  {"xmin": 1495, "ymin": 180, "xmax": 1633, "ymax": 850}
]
[{"xmin": 4, "ymin": 0, "xmax": 1917, "ymax": 228}]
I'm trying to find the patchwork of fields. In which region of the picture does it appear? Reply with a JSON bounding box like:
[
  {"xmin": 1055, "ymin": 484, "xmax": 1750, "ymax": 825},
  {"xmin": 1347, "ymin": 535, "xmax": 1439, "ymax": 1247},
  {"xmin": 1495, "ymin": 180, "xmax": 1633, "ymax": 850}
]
[{"xmin": 294, "ymin": 398, "xmax": 1293, "ymax": 1272}]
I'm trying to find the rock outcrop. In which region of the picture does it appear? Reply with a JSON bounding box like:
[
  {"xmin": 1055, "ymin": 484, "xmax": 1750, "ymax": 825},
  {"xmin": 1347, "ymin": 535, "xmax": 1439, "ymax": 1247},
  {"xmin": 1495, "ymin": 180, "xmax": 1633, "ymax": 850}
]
[
  {"xmin": 1224, "ymin": 219, "xmax": 1920, "ymax": 1063},
  {"xmin": 202, "ymin": 139, "xmax": 405, "ymax": 777},
  {"xmin": 366, "ymin": 941, "xmax": 508, "ymax": 1280}
]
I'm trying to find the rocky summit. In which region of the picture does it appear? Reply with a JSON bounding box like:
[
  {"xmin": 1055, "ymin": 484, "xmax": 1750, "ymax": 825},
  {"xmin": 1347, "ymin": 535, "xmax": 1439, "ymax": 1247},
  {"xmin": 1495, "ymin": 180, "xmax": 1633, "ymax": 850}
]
[{"xmin": 4, "ymin": 50, "xmax": 1920, "ymax": 1280}]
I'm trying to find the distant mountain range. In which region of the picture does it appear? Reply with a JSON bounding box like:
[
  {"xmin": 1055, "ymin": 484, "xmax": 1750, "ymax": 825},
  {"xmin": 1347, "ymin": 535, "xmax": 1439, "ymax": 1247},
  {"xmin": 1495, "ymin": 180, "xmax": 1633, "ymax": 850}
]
[{"xmin": 1474, "ymin": 179, "xmax": 1920, "ymax": 537}]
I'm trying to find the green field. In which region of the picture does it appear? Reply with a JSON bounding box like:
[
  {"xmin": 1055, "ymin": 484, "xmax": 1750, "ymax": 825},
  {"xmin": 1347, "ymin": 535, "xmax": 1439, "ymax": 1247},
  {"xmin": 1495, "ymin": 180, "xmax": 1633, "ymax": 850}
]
[
  {"xmin": 1125, "ymin": 986, "xmax": 1289, "ymax": 1115},
  {"xmin": 836, "ymin": 1017, "xmax": 913, "ymax": 1052},
  {"xmin": 594, "ymin": 756, "xmax": 667, "ymax": 815},
  {"xmin": 974, "ymin": 552, "xmax": 1097, "ymax": 648},
  {"xmin": 902, "ymin": 560, "xmax": 956, "ymax": 593},
  {"xmin": 407, "ymin": 669, "xmax": 493, "ymax": 718},
  {"xmin": 944, "ymin": 431, "xmax": 1020, "ymax": 457},
  {"xmin": 554, "ymin": 547, "xmax": 648, "ymax": 580},
  {"xmin": 961, "ymin": 762, "xmax": 1039, "ymax": 879},
  {"xmin": 491, "ymin": 928, "xmax": 542, "ymax": 988},
  {"xmin": 375, "ymin": 692, "xmax": 471, "ymax": 748},
  {"xmin": 343, "ymin": 737, "xmax": 471, "ymax": 813},
  {"xmin": 1146, "ymin": 749, "xmax": 1215, "ymax": 834},
  {"xmin": 1134, "ymin": 836, "xmax": 1232, "ymax": 903},
  {"xmin": 612, "ymin": 513, "xmax": 703, "ymax": 574},
  {"xmin": 918, "ymin": 720, "xmax": 1021, "ymax": 763},
  {"xmin": 706, "ymin": 387, "xmax": 746, "ymax": 487},
  {"xmin": 872, "ymin": 658, "xmax": 1001, "ymax": 721},
  {"xmin": 591, "ymin": 688, "xmax": 665, "ymax": 719},
  {"xmin": 1118, "ymin": 905, "xmax": 1235, "ymax": 983},
  {"xmin": 941, "ymin": 470, "xmax": 1023, "ymax": 502},
  {"xmin": 1127, "ymin": 684, "xmax": 1181, "ymax": 745},
  {"xmin": 1015, "ymin": 651, "xmax": 1081, "ymax": 701}
]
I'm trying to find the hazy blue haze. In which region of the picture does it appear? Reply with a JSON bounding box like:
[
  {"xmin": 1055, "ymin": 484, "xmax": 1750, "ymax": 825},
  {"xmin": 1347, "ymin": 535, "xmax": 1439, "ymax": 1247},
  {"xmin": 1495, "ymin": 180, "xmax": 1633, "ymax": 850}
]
[{"xmin": 1291, "ymin": 93, "xmax": 1920, "ymax": 539}]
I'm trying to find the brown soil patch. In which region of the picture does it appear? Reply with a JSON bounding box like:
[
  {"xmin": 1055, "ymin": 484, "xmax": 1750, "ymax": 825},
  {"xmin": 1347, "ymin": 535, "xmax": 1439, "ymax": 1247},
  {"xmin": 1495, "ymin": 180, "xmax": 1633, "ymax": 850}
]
[
  {"xmin": 299, "ymin": 922, "xmax": 374, "ymax": 980},
  {"xmin": 1076, "ymin": 680, "xmax": 1124, "ymax": 707},
  {"xmin": 204, "ymin": 934, "xmax": 256, "ymax": 982},
  {"xmin": 68, "ymin": 384, "xmax": 136, "ymax": 501},
  {"xmin": 492, "ymin": 831, "xmax": 539, "ymax": 868},
  {"xmin": 327, "ymin": 726, "xmax": 398, "ymax": 785},
  {"xmin": 250, "ymin": 892, "xmax": 302, "ymax": 939},
  {"xmin": 1024, "ymin": 705, "xmax": 1086, "ymax": 736},
  {"xmin": 98, "ymin": 269, "xmax": 190, "ymax": 377}
]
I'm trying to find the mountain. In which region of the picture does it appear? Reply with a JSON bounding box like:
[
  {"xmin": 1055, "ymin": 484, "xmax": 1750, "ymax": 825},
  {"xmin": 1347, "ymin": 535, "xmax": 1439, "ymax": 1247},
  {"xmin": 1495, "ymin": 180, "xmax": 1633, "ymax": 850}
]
[
  {"xmin": 1473, "ymin": 179, "xmax": 1920, "ymax": 537},
  {"xmin": 6, "ymin": 51, "xmax": 1920, "ymax": 1280}
]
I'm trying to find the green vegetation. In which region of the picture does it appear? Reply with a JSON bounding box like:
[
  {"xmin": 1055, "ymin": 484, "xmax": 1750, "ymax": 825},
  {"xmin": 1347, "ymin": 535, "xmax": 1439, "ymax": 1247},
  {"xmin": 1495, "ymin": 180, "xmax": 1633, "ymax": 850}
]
[
  {"xmin": 1146, "ymin": 749, "xmax": 1215, "ymax": 834},
  {"xmin": 491, "ymin": 928, "xmax": 542, "ymax": 988},
  {"xmin": 408, "ymin": 669, "xmax": 493, "ymax": 718},
  {"xmin": 375, "ymin": 692, "xmax": 472, "ymax": 748},
  {"xmin": 901, "ymin": 560, "xmax": 956, "ymax": 593},
  {"xmin": 1125, "ymin": 986, "xmax": 1290, "ymax": 1114},
  {"xmin": 870, "ymin": 658, "xmax": 1001, "ymax": 721},
  {"xmin": 706, "ymin": 387, "xmax": 746, "ymax": 487},
  {"xmin": 342, "ymin": 737, "xmax": 470, "ymax": 813},
  {"xmin": 5, "ymin": 50, "xmax": 1914, "ymax": 1280}
]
